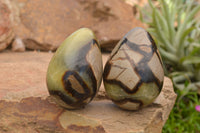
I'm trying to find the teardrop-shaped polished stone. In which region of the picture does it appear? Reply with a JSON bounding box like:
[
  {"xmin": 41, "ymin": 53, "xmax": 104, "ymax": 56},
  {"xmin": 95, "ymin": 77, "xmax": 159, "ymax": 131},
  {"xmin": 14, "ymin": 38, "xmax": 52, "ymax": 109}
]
[
  {"xmin": 47, "ymin": 28, "xmax": 103, "ymax": 109},
  {"xmin": 103, "ymin": 27, "xmax": 164, "ymax": 110}
]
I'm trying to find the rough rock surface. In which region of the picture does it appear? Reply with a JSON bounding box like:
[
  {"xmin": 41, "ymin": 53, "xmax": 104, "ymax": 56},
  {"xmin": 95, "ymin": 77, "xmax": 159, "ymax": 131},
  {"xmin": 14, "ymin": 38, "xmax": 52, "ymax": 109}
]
[
  {"xmin": 11, "ymin": 37, "xmax": 25, "ymax": 52},
  {"xmin": 0, "ymin": 0, "xmax": 17, "ymax": 51},
  {"xmin": 125, "ymin": 0, "xmax": 148, "ymax": 6},
  {"xmin": 13, "ymin": 0, "xmax": 144, "ymax": 51},
  {"xmin": 0, "ymin": 52, "xmax": 177, "ymax": 133}
]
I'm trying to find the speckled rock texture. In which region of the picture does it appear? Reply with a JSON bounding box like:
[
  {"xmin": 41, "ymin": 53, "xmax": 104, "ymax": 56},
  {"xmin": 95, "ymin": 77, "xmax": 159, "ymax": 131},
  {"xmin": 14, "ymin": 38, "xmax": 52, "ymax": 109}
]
[{"xmin": 0, "ymin": 52, "xmax": 177, "ymax": 133}]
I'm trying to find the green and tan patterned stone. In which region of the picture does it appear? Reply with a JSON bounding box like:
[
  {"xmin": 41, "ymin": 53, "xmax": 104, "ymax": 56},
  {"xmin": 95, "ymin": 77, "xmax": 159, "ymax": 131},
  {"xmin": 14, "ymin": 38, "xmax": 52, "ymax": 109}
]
[
  {"xmin": 103, "ymin": 27, "xmax": 164, "ymax": 110},
  {"xmin": 47, "ymin": 28, "xmax": 103, "ymax": 109}
]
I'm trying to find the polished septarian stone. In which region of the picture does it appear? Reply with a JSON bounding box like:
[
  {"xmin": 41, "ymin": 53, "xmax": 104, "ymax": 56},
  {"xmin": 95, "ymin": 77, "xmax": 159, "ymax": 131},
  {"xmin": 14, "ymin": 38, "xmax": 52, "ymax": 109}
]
[
  {"xmin": 103, "ymin": 27, "xmax": 164, "ymax": 110},
  {"xmin": 47, "ymin": 28, "xmax": 103, "ymax": 109}
]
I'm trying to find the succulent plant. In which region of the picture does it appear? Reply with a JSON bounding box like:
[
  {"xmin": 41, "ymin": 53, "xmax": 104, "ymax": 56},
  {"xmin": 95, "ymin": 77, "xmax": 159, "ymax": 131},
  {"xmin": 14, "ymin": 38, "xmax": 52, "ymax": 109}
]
[{"xmin": 139, "ymin": 0, "xmax": 200, "ymax": 92}]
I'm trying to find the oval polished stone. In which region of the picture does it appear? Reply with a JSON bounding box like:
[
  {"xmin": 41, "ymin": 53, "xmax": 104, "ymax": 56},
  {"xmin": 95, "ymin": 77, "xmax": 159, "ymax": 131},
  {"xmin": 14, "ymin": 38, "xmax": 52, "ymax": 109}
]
[
  {"xmin": 103, "ymin": 27, "xmax": 164, "ymax": 110},
  {"xmin": 47, "ymin": 28, "xmax": 103, "ymax": 109}
]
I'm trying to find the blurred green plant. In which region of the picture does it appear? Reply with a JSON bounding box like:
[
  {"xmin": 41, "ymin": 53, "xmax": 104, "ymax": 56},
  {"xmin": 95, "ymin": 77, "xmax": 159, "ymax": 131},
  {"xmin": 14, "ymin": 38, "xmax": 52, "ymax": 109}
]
[
  {"xmin": 139, "ymin": 0, "xmax": 200, "ymax": 92},
  {"xmin": 163, "ymin": 89, "xmax": 200, "ymax": 133}
]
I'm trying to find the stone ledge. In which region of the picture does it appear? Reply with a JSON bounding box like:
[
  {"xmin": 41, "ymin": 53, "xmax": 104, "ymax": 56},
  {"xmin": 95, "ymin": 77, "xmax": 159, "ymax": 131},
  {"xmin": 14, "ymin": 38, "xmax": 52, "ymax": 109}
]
[{"xmin": 0, "ymin": 52, "xmax": 177, "ymax": 133}]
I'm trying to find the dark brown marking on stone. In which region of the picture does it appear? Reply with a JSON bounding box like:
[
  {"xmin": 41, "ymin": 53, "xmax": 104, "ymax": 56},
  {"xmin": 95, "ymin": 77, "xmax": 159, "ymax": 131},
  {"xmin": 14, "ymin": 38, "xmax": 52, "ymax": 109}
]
[
  {"xmin": 120, "ymin": 47, "xmax": 142, "ymax": 93},
  {"xmin": 105, "ymin": 79, "xmax": 140, "ymax": 94},
  {"xmin": 110, "ymin": 38, "xmax": 128, "ymax": 59},
  {"xmin": 85, "ymin": 39, "xmax": 100, "ymax": 100},
  {"xmin": 103, "ymin": 42, "xmax": 141, "ymax": 94},
  {"xmin": 73, "ymin": 39, "xmax": 98, "ymax": 99},
  {"xmin": 103, "ymin": 58, "xmax": 112, "ymax": 79},
  {"xmin": 114, "ymin": 67, "xmax": 127, "ymax": 79},
  {"xmin": 147, "ymin": 32, "xmax": 163, "ymax": 66},
  {"xmin": 147, "ymin": 32, "xmax": 157, "ymax": 50},
  {"xmin": 126, "ymin": 39, "xmax": 162, "ymax": 88},
  {"xmin": 108, "ymin": 44, "xmax": 143, "ymax": 94},
  {"xmin": 49, "ymin": 70, "xmax": 92, "ymax": 108},
  {"xmin": 103, "ymin": 36, "xmax": 163, "ymax": 94},
  {"xmin": 158, "ymin": 81, "xmax": 163, "ymax": 93},
  {"xmin": 85, "ymin": 67, "xmax": 97, "ymax": 101},
  {"xmin": 49, "ymin": 90, "xmax": 88, "ymax": 109},
  {"xmin": 126, "ymin": 39, "xmax": 152, "ymax": 58},
  {"xmin": 155, "ymin": 51, "xmax": 164, "ymax": 70},
  {"xmin": 103, "ymin": 60, "xmax": 141, "ymax": 94},
  {"xmin": 93, "ymin": 39, "xmax": 101, "ymax": 49},
  {"xmin": 58, "ymin": 38, "xmax": 101, "ymax": 108},
  {"xmin": 62, "ymin": 71, "xmax": 91, "ymax": 98}
]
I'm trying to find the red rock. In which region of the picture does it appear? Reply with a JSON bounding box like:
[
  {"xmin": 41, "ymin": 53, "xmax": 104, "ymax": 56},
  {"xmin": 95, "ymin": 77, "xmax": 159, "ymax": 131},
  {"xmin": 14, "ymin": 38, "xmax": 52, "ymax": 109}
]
[
  {"xmin": 11, "ymin": 37, "xmax": 26, "ymax": 52},
  {"xmin": 125, "ymin": 0, "xmax": 148, "ymax": 6},
  {"xmin": 0, "ymin": 78, "xmax": 176, "ymax": 133},
  {"xmin": 0, "ymin": 0, "xmax": 15, "ymax": 51},
  {"xmin": 13, "ymin": 0, "xmax": 144, "ymax": 51},
  {"xmin": 0, "ymin": 52, "xmax": 51, "ymax": 101},
  {"xmin": 0, "ymin": 52, "xmax": 176, "ymax": 132}
]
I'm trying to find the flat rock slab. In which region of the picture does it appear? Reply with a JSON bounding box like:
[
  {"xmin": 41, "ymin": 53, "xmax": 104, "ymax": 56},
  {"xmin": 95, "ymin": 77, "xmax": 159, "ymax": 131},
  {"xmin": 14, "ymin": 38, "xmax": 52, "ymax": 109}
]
[
  {"xmin": 0, "ymin": 52, "xmax": 177, "ymax": 133},
  {"xmin": 0, "ymin": 51, "xmax": 51, "ymax": 100}
]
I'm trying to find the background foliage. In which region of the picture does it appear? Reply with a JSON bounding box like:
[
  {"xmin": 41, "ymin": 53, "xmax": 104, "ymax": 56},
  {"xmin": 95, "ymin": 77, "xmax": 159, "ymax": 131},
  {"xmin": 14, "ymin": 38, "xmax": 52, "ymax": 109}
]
[{"xmin": 139, "ymin": 0, "xmax": 200, "ymax": 132}]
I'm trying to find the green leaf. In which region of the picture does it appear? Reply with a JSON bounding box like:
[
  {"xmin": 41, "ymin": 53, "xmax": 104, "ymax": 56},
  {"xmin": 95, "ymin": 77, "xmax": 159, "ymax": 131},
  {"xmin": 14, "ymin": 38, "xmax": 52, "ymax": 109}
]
[
  {"xmin": 181, "ymin": 56, "xmax": 200, "ymax": 65},
  {"xmin": 154, "ymin": 6, "xmax": 169, "ymax": 38},
  {"xmin": 152, "ymin": 8, "xmax": 176, "ymax": 53},
  {"xmin": 138, "ymin": 6, "xmax": 144, "ymax": 22},
  {"xmin": 140, "ymin": 0, "xmax": 200, "ymax": 94},
  {"xmin": 177, "ymin": 9, "xmax": 183, "ymax": 29},
  {"xmin": 148, "ymin": 0, "xmax": 154, "ymax": 9},
  {"xmin": 185, "ymin": 0, "xmax": 194, "ymax": 13},
  {"xmin": 161, "ymin": 0, "xmax": 176, "ymax": 44},
  {"xmin": 189, "ymin": 46, "xmax": 200, "ymax": 56},
  {"xmin": 175, "ymin": 5, "xmax": 200, "ymax": 48},
  {"xmin": 159, "ymin": 48, "xmax": 178, "ymax": 63},
  {"xmin": 178, "ymin": 27, "xmax": 196, "ymax": 54}
]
